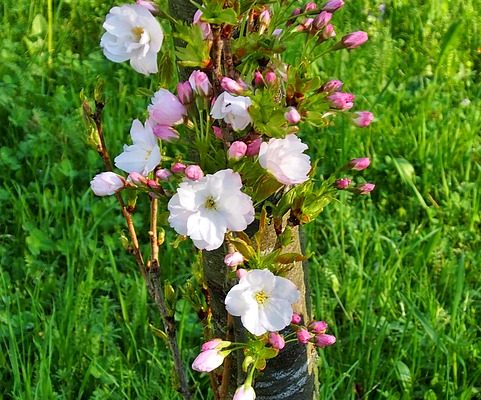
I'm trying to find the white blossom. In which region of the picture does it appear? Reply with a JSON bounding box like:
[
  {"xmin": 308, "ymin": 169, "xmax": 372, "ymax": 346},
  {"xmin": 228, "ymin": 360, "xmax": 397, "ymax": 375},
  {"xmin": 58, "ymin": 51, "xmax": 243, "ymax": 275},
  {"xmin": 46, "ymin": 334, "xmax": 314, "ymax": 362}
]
[
  {"xmin": 211, "ymin": 92, "xmax": 252, "ymax": 131},
  {"xmin": 168, "ymin": 169, "xmax": 255, "ymax": 250},
  {"xmin": 90, "ymin": 172, "xmax": 125, "ymax": 196},
  {"xmin": 258, "ymin": 134, "xmax": 311, "ymax": 185},
  {"xmin": 100, "ymin": 4, "xmax": 163, "ymax": 75},
  {"xmin": 114, "ymin": 119, "xmax": 161, "ymax": 175},
  {"xmin": 225, "ymin": 269, "xmax": 300, "ymax": 336}
]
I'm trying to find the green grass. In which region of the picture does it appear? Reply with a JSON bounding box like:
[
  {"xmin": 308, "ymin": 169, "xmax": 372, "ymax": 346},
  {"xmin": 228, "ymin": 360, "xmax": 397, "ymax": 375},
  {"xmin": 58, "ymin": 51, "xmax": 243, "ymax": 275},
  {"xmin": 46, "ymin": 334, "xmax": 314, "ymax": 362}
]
[{"xmin": 1, "ymin": 0, "xmax": 481, "ymax": 399}]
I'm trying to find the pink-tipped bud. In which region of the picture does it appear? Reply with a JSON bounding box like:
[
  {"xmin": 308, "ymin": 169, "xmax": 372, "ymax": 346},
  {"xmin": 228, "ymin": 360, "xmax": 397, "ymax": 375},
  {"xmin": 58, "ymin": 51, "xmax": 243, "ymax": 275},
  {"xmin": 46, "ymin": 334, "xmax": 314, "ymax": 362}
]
[
  {"xmin": 221, "ymin": 77, "xmax": 245, "ymax": 95},
  {"xmin": 189, "ymin": 70, "xmax": 213, "ymax": 97},
  {"xmin": 193, "ymin": 10, "xmax": 212, "ymax": 40},
  {"xmin": 304, "ymin": 2, "xmax": 318, "ymax": 12},
  {"xmin": 327, "ymin": 92, "xmax": 355, "ymax": 111},
  {"xmin": 291, "ymin": 8, "xmax": 302, "ymax": 17},
  {"xmin": 228, "ymin": 141, "xmax": 248, "ymax": 160},
  {"xmin": 192, "ymin": 349, "xmax": 226, "ymax": 372},
  {"xmin": 153, "ymin": 125, "xmax": 179, "ymax": 141},
  {"xmin": 201, "ymin": 339, "xmax": 231, "ymax": 351},
  {"xmin": 233, "ymin": 384, "xmax": 256, "ymax": 400},
  {"xmin": 236, "ymin": 268, "xmax": 248, "ymax": 280},
  {"xmin": 340, "ymin": 31, "xmax": 368, "ymax": 49},
  {"xmin": 321, "ymin": 80, "xmax": 343, "ymax": 93},
  {"xmin": 322, "ymin": 0, "xmax": 344, "ymax": 12},
  {"xmin": 136, "ymin": 0, "xmax": 158, "ymax": 13},
  {"xmin": 259, "ymin": 9, "xmax": 271, "ymax": 33},
  {"xmin": 352, "ymin": 111, "xmax": 374, "ymax": 127},
  {"xmin": 156, "ymin": 168, "xmax": 172, "ymax": 181},
  {"xmin": 302, "ymin": 18, "xmax": 314, "ymax": 29},
  {"xmin": 349, "ymin": 157, "xmax": 371, "ymax": 171},
  {"xmin": 212, "ymin": 126, "xmax": 223, "ymax": 140},
  {"xmin": 147, "ymin": 179, "xmax": 161, "ymax": 190},
  {"xmin": 320, "ymin": 23, "xmax": 336, "ymax": 40},
  {"xmin": 128, "ymin": 171, "xmax": 148, "ymax": 186},
  {"xmin": 335, "ymin": 178, "xmax": 352, "ymax": 189},
  {"xmin": 177, "ymin": 81, "xmax": 193, "ymax": 105},
  {"xmin": 313, "ymin": 11, "xmax": 332, "ymax": 30},
  {"xmin": 224, "ymin": 252, "xmax": 244, "ymax": 267},
  {"xmin": 297, "ymin": 328, "xmax": 312, "ymax": 344},
  {"xmin": 309, "ymin": 321, "xmax": 328, "ymax": 334},
  {"xmin": 284, "ymin": 107, "xmax": 301, "ymax": 124},
  {"xmin": 254, "ymin": 71, "xmax": 264, "ymax": 87},
  {"xmin": 268, "ymin": 332, "xmax": 285, "ymax": 350},
  {"xmin": 265, "ymin": 71, "xmax": 277, "ymax": 84},
  {"xmin": 245, "ymin": 138, "xmax": 262, "ymax": 156},
  {"xmin": 90, "ymin": 172, "xmax": 125, "ymax": 196},
  {"xmin": 357, "ymin": 182, "xmax": 375, "ymax": 194},
  {"xmin": 291, "ymin": 313, "xmax": 302, "ymax": 324},
  {"xmin": 185, "ymin": 165, "xmax": 204, "ymax": 180},
  {"xmin": 315, "ymin": 333, "xmax": 336, "ymax": 348},
  {"xmin": 171, "ymin": 162, "xmax": 186, "ymax": 174}
]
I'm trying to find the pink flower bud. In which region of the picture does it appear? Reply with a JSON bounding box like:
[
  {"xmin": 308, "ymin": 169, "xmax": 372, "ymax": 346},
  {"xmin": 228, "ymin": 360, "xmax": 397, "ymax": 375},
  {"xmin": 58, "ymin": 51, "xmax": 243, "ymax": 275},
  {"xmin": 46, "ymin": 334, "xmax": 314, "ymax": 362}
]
[
  {"xmin": 171, "ymin": 162, "xmax": 186, "ymax": 173},
  {"xmin": 156, "ymin": 168, "xmax": 172, "ymax": 181},
  {"xmin": 340, "ymin": 31, "xmax": 368, "ymax": 49},
  {"xmin": 327, "ymin": 92, "xmax": 355, "ymax": 111},
  {"xmin": 320, "ymin": 79, "xmax": 343, "ymax": 93},
  {"xmin": 189, "ymin": 70, "xmax": 213, "ymax": 97},
  {"xmin": 268, "ymin": 332, "xmax": 285, "ymax": 350},
  {"xmin": 302, "ymin": 18, "xmax": 314, "ymax": 29},
  {"xmin": 313, "ymin": 11, "xmax": 332, "ymax": 30},
  {"xmin": 352, "ymin": 111, "xmax": 374, "ymax": 127},
  {"xmin": 335, "ymin": 178, "xmax": 351, "ymax": 189},
  {"xmin": 357, "ymin": 182, "xmax": 375, "ymax": 194},
  {"xmin": 192, "ymin": 349, "xmax": 226, "ymax": 372},
  {"xmin": 320, "ymin": 23, "xmax": 336, "ymax": 40},
  {"xmin": 349, "ymin": 157, "xmax": 370, "ymax": 171},
  {"xmin": 128, "ymin": 171, "xmax": 148, "ymax": 186},
  {"xmin": 309, "ymin": 320, "xmax": 328, "ymax": 334},
  {"xmin": 212, "ymin": 126, "xmax": 223, "ymax": 139},
  {"xmin": 273, "ymin": 28, "xmax": 283, "ymax": 37},
  {"xmin": 315, "ymin": 333, "xmax": 336, "ymax": 348},
  {"xmin": 322, "ymin": 0, "xmax": 344, "ymax": 12},
  {"xmin": 284, "ymin": 107, "xmax": 301, "ymax": 124},
  {"xmin": 228, "ymin": 141, "xmax": 248, "ymax": 160},
  {"xmin": 291, "ymin": 313, "xmax": 302, "ymax": 324},
  {"xmin": 224, "ymin": 252, "xmax": 244, "ymax": 267},
  {"xmin": 265, "ymin": 71, "xmax": 276, "ymax": 84},
  {"xmin": 236, "ymin": 268, "xmax": 248, "ymax": 280},
  {"xmin": 233, "ymin": 385, "xmax": 256, "ymax": 400},
  {"xmin": 304, "ymin": 2, "xmax": 318, "ymax": 12},
  {"xmin": 291, "ymin": 8, "xmax": 302, "ymax": 17},
  {"xmin": 245, "ymin": 138, "xmax": 262, "ymax": 156},
  {"xmin": 177, "ymin": 81, "xmax": 193, "ymax": 105},
  {"xmin": 90, "ymin": 172, "xmax": 125, "ymax": 196},
  {"xmin": 254, "ymin": 71, "xmax": 264, "ymax": 86},
  {"xmin": 259, "ymin": 9, "xmax": 271, "ymax": 32},
  {"xmin": 136, "ymin": 0, "xmax": 158, "ymax": 13},
  {"xmin": 201, "ymin": 339, "xmax": 231, "ymax": 351},
  {"xmin": 152, "ymin": 125, "xmax": 179, "ymax": 141},
  {"xmin": 193, "ymin": 10, "xmax": 212, "ymax": 40},
  {"xmin": 147, "ymin": 179, "xmax": 160, "ymax": 190},
  {"xmin": 297, "ymin": 328, "xmax": 312, "ymax": 344},
  {"xmin": 221, "ymin": 77, "xmax": 245, "ymax": 95},
  {"xmin": 148, "ymin": 89, "xmax": 186, "ymax": 126},
  {"xmin": 185, "ymin": 165, "xmax": 204, "ymax": 180}
]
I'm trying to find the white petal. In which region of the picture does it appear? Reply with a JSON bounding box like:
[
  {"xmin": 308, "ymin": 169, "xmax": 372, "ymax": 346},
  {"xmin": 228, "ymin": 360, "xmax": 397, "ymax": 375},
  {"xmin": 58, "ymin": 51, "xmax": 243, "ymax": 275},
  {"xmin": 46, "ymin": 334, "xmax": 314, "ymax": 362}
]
[
  {"xmin": 259, "ymin": 300, "xmax": 292, "ymax": 332},
  {"xmin": 130, "ymin": 50, "xmax": 158, "ymax": 75}
]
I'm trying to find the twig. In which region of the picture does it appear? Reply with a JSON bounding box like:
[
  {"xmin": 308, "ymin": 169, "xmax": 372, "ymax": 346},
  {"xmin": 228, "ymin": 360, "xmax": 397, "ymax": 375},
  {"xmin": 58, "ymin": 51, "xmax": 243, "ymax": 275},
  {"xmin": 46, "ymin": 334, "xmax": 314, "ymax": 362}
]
[
  {"xmin": 211, "ymin": 25, "xmax": 224, "ymax": 84},
  {"xmin": 93, "ymin": 102, "xmax": 191, "ymax": 399}
]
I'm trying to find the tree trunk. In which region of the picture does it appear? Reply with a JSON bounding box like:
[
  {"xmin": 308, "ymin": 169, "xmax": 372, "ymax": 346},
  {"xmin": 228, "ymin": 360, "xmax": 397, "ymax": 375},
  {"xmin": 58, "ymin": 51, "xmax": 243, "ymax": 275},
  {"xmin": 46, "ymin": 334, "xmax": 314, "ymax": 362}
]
[{"xmin": 168, "ymin": 2, "xmax": 318, "ymax": 398}]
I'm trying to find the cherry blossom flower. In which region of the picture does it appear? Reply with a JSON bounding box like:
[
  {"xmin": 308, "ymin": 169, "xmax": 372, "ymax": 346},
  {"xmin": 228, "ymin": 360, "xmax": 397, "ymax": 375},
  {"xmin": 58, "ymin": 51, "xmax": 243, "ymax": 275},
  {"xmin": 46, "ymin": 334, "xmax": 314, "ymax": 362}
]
[
  {"xmin": 224, "ymin": 252, "xmax": 244, "ymax": 267},
  {"xmin": 352, "ymin": 111, "xmax": 374, "ymax": 127},
  {"xmin": 168, "ymin": 169, "xmax": 255, "ymax": 250},
  {"xmin": 228, "ymin": 141, "xmax": 248, "ymax": 160},
  {"xmin": 225, "ymin": 269, "xmax": 300, "ymax": 336},
  {"xmin": 90, "ymin": 172, "xmax": 125, "ymax": 196},
  {"xmin": 211, "ymin": 92, "xmax": 253, "ymax": 131},
  {"xmin": 114, "ymin": 119, "xmax": 161, "ymax": 175},
  {"xmin": 189, "ymin": 70, "xmax": 213, "ymax": 97},
  {"xmin": 258, "ymin": 134, "xmax": 311, "ymax": 185},
  {"xmin": 100, "ymin": 4, "xmax": 163, "ymax": 75}
]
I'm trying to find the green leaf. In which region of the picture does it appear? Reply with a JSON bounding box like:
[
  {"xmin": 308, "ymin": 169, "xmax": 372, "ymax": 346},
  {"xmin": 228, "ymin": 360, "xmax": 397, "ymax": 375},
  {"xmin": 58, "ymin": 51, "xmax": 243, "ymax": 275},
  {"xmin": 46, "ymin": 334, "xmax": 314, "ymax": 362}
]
[{"xmin": 276, "ymin": 252, "xmax": 307, "ymax": 264}]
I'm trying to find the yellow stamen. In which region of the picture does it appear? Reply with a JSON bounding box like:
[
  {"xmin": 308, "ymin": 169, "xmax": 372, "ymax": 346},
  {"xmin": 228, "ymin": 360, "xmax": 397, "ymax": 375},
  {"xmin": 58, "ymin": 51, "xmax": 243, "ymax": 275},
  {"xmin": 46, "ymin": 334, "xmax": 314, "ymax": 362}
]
[
  {"xmin": 255, "ymin": 291, "xmax": 268, "ymax": 304},
  {"xmin": 204, "ymin": 196, "xmax": 217, "ymax": 210},
  {"xmin": 132, "ymin": 26, "xmax": 144, "ymax": 41}
]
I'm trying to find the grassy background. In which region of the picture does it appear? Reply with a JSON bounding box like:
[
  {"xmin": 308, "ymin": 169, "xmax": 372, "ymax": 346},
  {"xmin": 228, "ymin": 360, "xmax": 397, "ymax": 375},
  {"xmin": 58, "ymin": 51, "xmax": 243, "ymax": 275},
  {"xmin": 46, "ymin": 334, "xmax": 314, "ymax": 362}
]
[{"xmin": 1, "ymin": 0, "xmax": 480, "ymax": 399}]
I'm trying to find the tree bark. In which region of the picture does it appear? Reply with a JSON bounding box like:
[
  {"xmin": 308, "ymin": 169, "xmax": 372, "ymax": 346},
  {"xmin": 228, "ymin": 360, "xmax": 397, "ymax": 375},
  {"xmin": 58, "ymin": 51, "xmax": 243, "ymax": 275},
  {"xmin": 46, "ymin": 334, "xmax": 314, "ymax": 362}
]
[{"xmin": 168, "ymin": 1, "xmax": 318, "ymax": 398}]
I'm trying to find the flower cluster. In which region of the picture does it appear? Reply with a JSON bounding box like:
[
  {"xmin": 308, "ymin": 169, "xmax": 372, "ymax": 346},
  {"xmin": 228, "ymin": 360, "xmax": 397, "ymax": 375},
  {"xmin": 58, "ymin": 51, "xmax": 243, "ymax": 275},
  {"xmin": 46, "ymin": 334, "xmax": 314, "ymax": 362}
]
[{"xmin": 90, "ymin": 1, "xmax": 378, "ymax": 397}]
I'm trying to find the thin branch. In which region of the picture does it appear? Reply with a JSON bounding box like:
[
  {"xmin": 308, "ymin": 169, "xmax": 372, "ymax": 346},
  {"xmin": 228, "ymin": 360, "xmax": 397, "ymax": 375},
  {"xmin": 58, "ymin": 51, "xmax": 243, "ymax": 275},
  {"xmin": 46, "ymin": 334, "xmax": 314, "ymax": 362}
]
[{"xmin": 93, "ymin": 103, "xmax": 191, "ymax": 399}]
